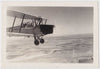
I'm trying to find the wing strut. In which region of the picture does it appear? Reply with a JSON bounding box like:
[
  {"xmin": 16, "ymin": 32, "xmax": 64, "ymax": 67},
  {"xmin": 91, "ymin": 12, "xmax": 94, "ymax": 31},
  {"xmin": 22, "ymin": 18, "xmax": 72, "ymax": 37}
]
[
  {"xmin": 11, "ymin": 16, "xmax": 16, "ymax": 32},
  {"xmin": 19, "ymin": 14, "xmax": 25, "ymax": 32},
  {"xmin": 45, "ymin": 19, "xmax": 47, "ymax": 24}
]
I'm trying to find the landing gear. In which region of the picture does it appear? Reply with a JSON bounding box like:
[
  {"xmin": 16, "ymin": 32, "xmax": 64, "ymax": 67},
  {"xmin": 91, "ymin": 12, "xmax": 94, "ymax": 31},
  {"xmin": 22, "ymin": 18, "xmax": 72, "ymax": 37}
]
[
  {"xmin": 33, "ymin": 35, "xmax": 45, "ymax": 45},
  {"xmin": 40, "ymin": 39, "xmax": 44, "ymax": 44},
  {"xmin": 34, "ymin": 39, "xmax": 39, "ymax": 45}
]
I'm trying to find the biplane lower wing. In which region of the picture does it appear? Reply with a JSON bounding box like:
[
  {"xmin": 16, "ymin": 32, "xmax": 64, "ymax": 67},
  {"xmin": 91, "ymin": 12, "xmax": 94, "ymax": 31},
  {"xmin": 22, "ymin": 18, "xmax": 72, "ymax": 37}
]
[{"xmin": 7, "ymin": 26, "xmax": 34, "ymax": 34}]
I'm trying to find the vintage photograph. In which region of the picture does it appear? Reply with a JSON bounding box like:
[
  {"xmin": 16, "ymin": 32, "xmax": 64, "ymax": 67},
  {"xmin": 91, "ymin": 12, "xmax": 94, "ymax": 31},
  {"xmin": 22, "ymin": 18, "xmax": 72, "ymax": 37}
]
[{"xmin": 6, "ymin": 6, "xmax": 93, "ymax": 63}]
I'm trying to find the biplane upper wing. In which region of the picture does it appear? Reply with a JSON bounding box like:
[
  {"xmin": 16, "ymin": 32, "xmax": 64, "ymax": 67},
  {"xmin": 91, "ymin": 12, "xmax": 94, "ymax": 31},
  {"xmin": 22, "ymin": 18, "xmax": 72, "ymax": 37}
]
[{"xmin": 7, "ymin": 10, "xmax": 37, "ymax": 19}]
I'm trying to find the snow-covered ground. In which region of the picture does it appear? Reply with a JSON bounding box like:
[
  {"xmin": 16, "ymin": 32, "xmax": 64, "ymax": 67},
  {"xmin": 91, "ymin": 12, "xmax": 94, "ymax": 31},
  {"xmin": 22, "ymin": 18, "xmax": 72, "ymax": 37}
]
[{"xmin": 6, "ymin": 34, "xmax": 93, "ymax": 63}]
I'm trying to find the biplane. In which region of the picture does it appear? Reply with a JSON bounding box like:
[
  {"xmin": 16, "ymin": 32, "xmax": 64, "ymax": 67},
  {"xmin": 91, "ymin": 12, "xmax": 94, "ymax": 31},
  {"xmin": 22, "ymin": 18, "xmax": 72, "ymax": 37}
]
[{"xmin": 7, "ymin": 10, "xmax": 54, "ymax": 45}]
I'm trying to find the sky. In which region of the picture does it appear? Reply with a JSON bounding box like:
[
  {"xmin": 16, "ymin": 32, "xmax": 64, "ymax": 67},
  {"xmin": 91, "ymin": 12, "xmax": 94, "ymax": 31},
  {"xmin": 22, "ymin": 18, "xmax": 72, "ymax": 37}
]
[{"xmin": 7, "ymin": 7, "xmax": 93, "ymax": 36}]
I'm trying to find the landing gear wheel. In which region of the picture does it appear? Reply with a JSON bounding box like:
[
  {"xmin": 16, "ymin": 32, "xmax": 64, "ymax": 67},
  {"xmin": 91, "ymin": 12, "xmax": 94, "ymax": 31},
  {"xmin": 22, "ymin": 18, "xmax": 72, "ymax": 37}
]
[
  {"xmin": 40, "ymin": 39, "xmax": 44, "ymax": 44},
  {"xmin": 34, "ymin": 40, "xmax": 39, "ymax": 45}
]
